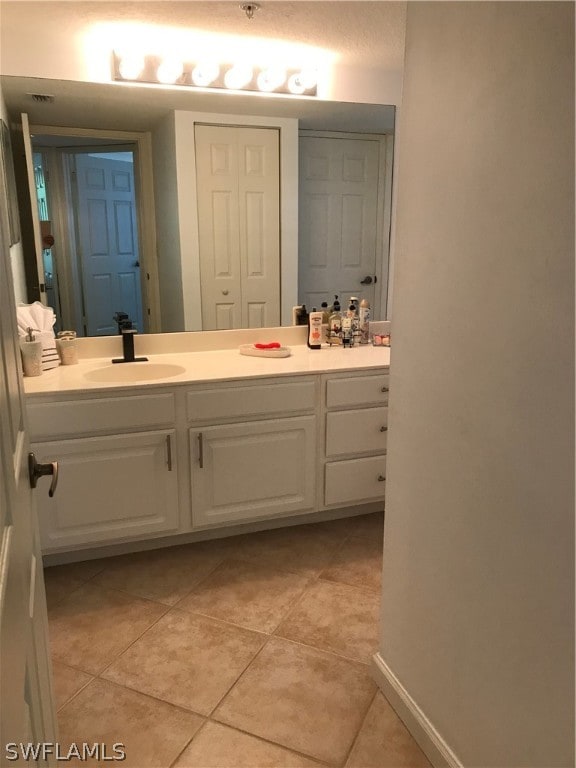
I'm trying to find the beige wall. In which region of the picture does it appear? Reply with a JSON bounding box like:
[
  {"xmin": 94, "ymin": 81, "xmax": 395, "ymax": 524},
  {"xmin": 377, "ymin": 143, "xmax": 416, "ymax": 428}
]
[{"xmin": 379, "ymin": 2, "xmax": 574, "ymax": 766}]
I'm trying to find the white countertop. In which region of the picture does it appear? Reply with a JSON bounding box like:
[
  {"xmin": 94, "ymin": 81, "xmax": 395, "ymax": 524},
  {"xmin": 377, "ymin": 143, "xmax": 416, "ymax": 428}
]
[{"xmin": 24, "ymin": 343, "xmax": 391, "ymax": 396}]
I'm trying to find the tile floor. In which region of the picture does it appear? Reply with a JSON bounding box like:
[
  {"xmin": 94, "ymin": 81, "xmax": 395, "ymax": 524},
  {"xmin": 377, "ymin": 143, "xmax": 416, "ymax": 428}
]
[{"xmin": 45, "ymin": 512, "xmax": 430, "ymax": 768}]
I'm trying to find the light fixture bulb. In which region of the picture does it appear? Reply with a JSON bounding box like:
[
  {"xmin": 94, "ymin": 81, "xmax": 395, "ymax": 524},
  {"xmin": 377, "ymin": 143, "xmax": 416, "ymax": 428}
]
[
  {"xmin": 118, "ymin": 55, "xmax": 145, "ymax": 80},
  {"xmin": 298, "ymin": 69, "xmax": 318, "ymax": 90},
  {"xmin": 156, "ymin": 58, "xmax": 183, "ymax": 84},
  {"xmin": 287, "ymin": 73, "xmax": 306, "ymax": 95},
  {"xmin": 191, "ymin": 62, "xmax": 220, "ymax": 87},
  {"xmin": 257, "ymin": 67, "xmax": 286, "ymax": 92},
  {"xmin": 224, "ymin": 65, "xmax": 253, "ymax": 90}
]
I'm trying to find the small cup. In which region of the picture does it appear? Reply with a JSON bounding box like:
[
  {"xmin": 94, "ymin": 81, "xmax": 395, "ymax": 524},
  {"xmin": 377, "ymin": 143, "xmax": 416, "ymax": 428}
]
[
  {"xmin": 20, "ymin": 340, "xmax": 43, "ymax": 377},
  {"xmin": 57, "ymin": 337, "xmax": 78, "ymax": 365}
]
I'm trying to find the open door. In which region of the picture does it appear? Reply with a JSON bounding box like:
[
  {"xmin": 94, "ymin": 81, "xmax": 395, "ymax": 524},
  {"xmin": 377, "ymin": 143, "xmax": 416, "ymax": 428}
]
[
  {"xmin": 0, "ymin": 137, "xmax": 57, "ymax": 761},
  {"xmin": 19, "ymin": 113, "xmax": 47, "ymax": 304}
]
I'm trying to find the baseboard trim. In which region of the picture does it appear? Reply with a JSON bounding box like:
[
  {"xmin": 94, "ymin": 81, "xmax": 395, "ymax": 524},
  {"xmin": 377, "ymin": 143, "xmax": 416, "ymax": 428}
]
[{"xmin": 371, "ymin": 652, "xmax": 463, "ymax": 768}]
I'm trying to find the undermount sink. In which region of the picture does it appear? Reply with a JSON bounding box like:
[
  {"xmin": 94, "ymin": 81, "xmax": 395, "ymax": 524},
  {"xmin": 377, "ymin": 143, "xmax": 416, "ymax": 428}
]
[{"xmin": 84, "ymin": 362, "xmax": 187, "ymax": 383}]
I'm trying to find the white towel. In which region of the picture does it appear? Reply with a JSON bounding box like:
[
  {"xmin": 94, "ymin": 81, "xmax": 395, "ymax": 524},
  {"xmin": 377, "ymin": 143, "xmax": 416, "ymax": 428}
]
[{"xmin": 17, "ymin": 302, "xmax": 60, "ymax": 371}]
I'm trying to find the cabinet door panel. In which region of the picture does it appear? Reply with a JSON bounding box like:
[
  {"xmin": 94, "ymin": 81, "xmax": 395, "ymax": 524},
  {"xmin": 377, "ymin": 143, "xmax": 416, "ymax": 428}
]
[
  {"xmin": 34, "ymin": 430, "xmax": 179, "ymax": 550},
  {"xmin": 191, "ymin": 417, "xmax": 316, "ymax": 526}
]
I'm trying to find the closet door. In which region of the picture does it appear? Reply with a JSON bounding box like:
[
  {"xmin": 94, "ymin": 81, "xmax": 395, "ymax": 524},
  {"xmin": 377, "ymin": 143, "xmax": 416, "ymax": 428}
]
[{"xmin": 195, "ymin": 125, "xmax": 280, "ymax": 330}]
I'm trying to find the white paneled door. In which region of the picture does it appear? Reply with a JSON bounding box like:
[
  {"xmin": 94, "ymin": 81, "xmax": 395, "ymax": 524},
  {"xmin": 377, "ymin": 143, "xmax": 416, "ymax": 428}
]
[
  {"xmin": 0, "ymin": 167, "xmax": 57, "ymax": 758},
  {"xmin": 195, "ymin": 125, "xmax": 280, "ymax": 330},
  {"xmin": 298, "ymin": 135, "xmax": 382, "ymax": 312},
  {"xmin": 73, "ymin": 152, "xmax": 143, "ymax": 336}
]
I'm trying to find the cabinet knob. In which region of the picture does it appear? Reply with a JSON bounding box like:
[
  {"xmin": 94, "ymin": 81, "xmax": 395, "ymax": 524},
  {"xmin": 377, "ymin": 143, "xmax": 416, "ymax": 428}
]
[
  {"xmin": 380, "ymin": 426, "xmax": 388, "ymax": 432},
  {"xmin": 222, "ymin": 289, "xmax": 229, "ymax": 296},
  {"xmin": 381, "ymin": 386, "xmax": 389, "ymax": 393},
  {"xmin": 378, "ymin": 474, "xmax": 386, "ymax": 482}
]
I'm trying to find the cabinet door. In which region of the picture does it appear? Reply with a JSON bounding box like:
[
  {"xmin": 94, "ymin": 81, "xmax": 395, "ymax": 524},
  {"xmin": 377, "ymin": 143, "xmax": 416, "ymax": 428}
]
[
  {"xmin": 34, "ymin": 430, "xmax": 178, "ymax": 551},
  {"xmin": 190, "ymin": 417, "xmax": 316, "ymax": 527}
]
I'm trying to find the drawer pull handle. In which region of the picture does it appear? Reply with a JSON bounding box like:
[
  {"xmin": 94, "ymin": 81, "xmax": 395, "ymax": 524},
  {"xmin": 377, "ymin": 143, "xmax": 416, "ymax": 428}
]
[
  {"xmin": 380, "ymin": 426, "xmax": 388, "ymax": 432},
  {"xmin": 166, "ymin": 434, "xmax": 173, "ymax": 471},
  {"xmin": 381, "ymin": 386, "xmax": 389, "ymax": 393},
  {"xmin": 378, "ymin": 474, "xmax": 386, "ymax": 482},
  {"xmin": 198, "ymin": 432, "xmax": 204, "ymax": 469}
]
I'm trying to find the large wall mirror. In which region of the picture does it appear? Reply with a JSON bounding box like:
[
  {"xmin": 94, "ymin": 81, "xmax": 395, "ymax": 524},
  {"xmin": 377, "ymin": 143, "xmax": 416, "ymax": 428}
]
[{"xmin": 1, "ymin": 75, "xmax": 395, "ymax": 335}]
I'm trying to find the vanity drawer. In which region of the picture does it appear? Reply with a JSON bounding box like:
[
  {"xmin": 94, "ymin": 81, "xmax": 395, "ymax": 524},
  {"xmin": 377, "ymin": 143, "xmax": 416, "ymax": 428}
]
[
  {"xmin": 187, "ymin": 378, "xmax": 316, "ymax": 422},
  {"xmin": 326, "ymin": 374, "xmax": 389, "ymax": 409},
  {"xmin": 325, "ymin": 455, "xmax": 386, "ymax": 507},
  {"xmin": 326, "ymin": 407, "xmax": 388, "ymax": 457},
  {"xmin": 28, "ymin": 393, "xmax": 176, "ymax": 440}
]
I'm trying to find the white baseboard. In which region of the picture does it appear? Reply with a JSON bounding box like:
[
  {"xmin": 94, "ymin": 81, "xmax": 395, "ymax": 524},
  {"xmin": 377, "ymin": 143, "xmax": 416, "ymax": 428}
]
[{"xmin": 371, "ymin": 652, "xmax": 463, "ymax": 768}]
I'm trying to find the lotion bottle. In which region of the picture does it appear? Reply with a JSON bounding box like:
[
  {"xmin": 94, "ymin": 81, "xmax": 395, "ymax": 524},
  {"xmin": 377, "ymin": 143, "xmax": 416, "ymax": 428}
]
[
  {"xmin": 307, "ymin": 308, "xmax": 323, "ymax": 349},
  {"xmin": 359, "ymin": 298, "xmax": 371, "ymax": 344}
]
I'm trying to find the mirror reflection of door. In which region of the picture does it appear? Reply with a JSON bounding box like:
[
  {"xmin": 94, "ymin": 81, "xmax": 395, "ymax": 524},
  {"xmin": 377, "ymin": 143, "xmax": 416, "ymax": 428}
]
[
  {"xmin": 70, "ymin": 150, "xmax": 143, "ymax": 336},
  {"xmin": 28, "ymin": 140, "xmax": 145, "ymax": 337},
  {"xmin": 195, "ymin": 124, "xmax": 281, "ymax": 331},
  {"xmin": 298, "ymin": 133, "xmax": 390, "ymax": 313}
]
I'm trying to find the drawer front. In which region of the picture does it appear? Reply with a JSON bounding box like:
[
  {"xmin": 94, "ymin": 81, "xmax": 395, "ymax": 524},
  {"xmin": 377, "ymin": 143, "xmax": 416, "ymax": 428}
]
[
  {"xmin": 326, "ymin": 374, "xmax": 389, "ymax": 409},
  {"xmin": 28, "ymin": 393, "xmax": 176, "ymax": 440},
  {"xmin": 325, "ymin": 455, "xmax": 386, "ymax": 507},
  {"xmin": 187, "ymin": 379, "xmax": 316, "ymax": 422},
  {"xmin": 326, "ymin": 407, "xmax": 388, "ymax": 457}
]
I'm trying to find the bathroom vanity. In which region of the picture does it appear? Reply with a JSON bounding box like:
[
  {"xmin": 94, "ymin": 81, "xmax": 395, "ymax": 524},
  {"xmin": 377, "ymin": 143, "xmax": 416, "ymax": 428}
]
[{"xmin": 24, "ymin": 331, "xmax": 390, "ymax": 560}]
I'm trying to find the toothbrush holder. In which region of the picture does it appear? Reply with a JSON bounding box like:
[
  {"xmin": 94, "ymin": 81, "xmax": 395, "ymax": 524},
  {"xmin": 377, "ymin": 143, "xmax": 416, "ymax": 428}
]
[{"xmin": 20, "ymin": 339, "xmax": 43, "ymax": 377}]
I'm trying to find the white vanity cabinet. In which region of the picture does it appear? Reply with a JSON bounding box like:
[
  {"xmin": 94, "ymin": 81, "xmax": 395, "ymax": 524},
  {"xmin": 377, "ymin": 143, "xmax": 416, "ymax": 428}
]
[
  {"xmin": 28, "ymin": 392, "xmax": 180, "ymax": 552},
  {"xmin": 322, "ymin": 371, "xmax": 389, "ymax": 507},
  {"xmin": 186, "ymin": 377, "xmax": 317, "ymax": 527}
]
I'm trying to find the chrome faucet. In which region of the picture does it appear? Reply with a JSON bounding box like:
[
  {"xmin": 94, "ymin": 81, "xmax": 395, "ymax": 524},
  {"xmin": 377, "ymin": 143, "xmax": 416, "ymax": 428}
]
[{"xmin": 112, "ymin": 314, "xmax": 148, "ymax": 364}]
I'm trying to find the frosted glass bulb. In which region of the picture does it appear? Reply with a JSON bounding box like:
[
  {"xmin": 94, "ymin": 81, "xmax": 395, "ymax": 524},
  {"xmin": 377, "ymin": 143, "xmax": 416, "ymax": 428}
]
[
  {"xmin": 156, "ymin": 59, "xmax": 183, "ymax": 84},
  {"xmin": 118, "ymin": 55, "xmax": 144, "ymax": 80},
  {"xmin": 257, "ymin": 68, "xmax": 286, "ymax": 92},
  {"xmin": 287, "ymin": 73, "xmax": 306, "ymax": 95},
  {"xmin": 224, "ymin": 65, "xmax": 253, "ymax": 90},
  {"xmin": 191, "ymin": 62, "xmax": 220, "ymax": 87}
]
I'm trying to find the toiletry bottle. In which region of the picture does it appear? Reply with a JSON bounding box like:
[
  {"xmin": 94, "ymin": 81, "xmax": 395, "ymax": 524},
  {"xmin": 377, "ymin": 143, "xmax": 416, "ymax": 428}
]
[
  {"xmin": 359, "ymin": 298, "xmax": 371, "ymax": 344},
  {"xmin": 328, "ymin": 296, "xmax": 342, "ymax": 344},
  {"xmin": 320, "ymin": 302, "xmax": 330, "ymax": 325},
  {"xmin": 347, "ymin": 300, "xmax": 359, "ymax": 345},
  {"xmin": 307, "ymin": 308, "xmax": 323, "ymax": 349},
  {"xmin": 341, "ymin": 315, "xmax": 353, "ymax": 347}
]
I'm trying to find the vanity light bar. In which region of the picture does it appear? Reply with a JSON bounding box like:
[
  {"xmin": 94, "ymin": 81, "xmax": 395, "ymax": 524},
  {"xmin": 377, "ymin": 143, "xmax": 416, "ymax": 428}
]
[{"xmin": 112, "ymin": 53, "xmax": 318, "ymax": 97}]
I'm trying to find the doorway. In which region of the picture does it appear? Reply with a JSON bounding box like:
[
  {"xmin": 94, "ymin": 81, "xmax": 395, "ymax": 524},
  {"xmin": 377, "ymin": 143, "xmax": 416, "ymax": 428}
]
[{"xmin": 32, "ymin": 142, "xmax": 144, "ymax": 337}]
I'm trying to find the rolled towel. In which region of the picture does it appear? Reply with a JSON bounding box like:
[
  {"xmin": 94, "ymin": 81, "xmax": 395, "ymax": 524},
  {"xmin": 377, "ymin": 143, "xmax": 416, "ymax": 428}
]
[{"xmin": 17, "ymin": 302, "xmax": 60, "ymax": 371}]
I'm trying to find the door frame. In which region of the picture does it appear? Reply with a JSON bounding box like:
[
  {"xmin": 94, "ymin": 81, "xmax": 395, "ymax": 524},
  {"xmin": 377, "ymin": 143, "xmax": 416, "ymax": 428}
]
[
  {"xmin": 29, "ymin": 125, "xmax": 160, "ymax": 334},
  {"xmin": 298, "ymin": 130, "xmax": 394, "ymax": 322}
]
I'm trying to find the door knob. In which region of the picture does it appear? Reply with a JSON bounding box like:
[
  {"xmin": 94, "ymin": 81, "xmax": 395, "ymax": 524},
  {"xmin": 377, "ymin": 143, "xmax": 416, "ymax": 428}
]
[
  {"xmin": 133, "ymin": 261, "xmax": 140, "ymax": 267},
  {"xmin": 28, "ymin": 453, "xmax": 58, "ymax": 497},
  {"xmin": 360, "ymin": 276, "xmax": 373, "ymax": 285}
]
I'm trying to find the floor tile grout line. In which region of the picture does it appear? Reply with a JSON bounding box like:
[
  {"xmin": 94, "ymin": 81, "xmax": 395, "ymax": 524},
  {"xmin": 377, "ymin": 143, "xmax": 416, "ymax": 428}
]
[
  {"xmin": 88, "ymin": 675, "xmax": 209, "ymax": 721},
  {"xmin": 93, "ymin": 602, "xmax": 172, "ymax": 679},
  {"xmin": 338, "ymin": 688, "xmax": 379, "ymax": 768},
  {"xmin": 202, "ymin": 719, "xmax": 337, "ymax": 768},
  {"xmin": 55, "ymin": 671, "xmax": 95, "ymax": 714},
  {"xmin": 167, "ymin": 718, "xmax": 211, "ymax": 768},
  {"xmin": 316, "ymin": 574, "xmax": 383, "ymax": 595},
  {"xmin": 206, "ymin": 630, "xmax": 275, "ymax": 720}
]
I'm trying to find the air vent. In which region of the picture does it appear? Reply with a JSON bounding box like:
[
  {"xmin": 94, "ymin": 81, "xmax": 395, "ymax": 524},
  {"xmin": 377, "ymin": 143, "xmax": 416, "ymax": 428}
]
[{"xmin": 27, "ymin": 93, "xmax": 55, "ymax": 104}]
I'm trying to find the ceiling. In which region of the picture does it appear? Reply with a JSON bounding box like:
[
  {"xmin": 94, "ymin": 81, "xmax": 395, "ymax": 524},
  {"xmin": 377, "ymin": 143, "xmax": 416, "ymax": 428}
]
[{"xmin": 2, "ymin": 1, "xmax": 407, "ymax": 71}]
